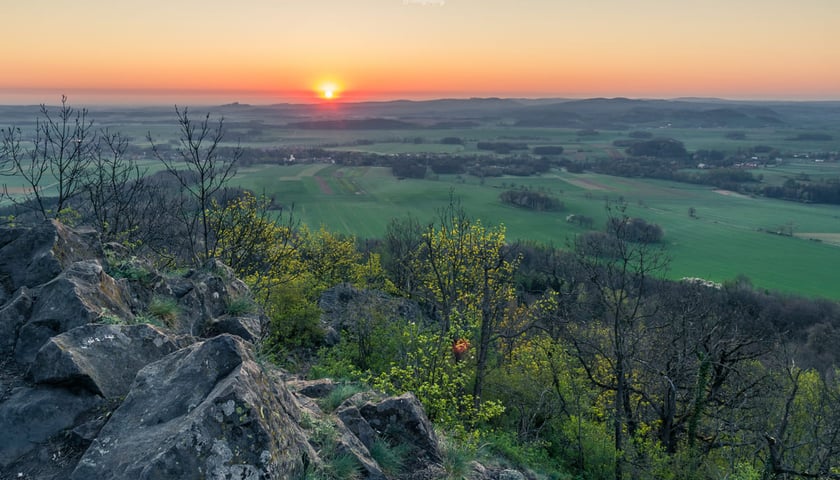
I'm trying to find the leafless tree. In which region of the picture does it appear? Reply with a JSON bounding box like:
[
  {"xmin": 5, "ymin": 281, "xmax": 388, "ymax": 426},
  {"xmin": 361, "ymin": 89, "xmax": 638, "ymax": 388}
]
[
  {"xmin": 81, "ymin": 129, "xmax": 151, "ymax": 243},
  {"xmin": 0, "ymin": 95, "xmax": 94, "ymax": 220},
  {"xmin": 147, "ymin": 107, "xmax": 241, "ymax": 264}
]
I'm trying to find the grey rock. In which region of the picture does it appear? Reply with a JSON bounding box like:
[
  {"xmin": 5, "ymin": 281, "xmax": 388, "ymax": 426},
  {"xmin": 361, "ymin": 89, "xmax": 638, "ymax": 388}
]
[
  {"xmin": 319, "ymin": 283, "xmax": 426, "ymax": 346},
  {"xmin": 30, "ymin": 323, "xmax": 190, "ymax": 399},
  {"xmin": 70, "ymin": 334, "xmax": 313, "ymax": 479},
  {"xmin": 0, "ymin": 386, "xmax": 103, "ymax": 468},
  {"xmin": 333, "ymin": 418, "xmax": 386, "ymax": 480},
  {"xmin": 359, "ymin": 393, "xmax": 442, "ymax": 468},
  {"xmin": 204, "ymin": 313, "xmax": 262, "ymax": 343},
  {"xmin": 70, "ymin": 415, "xmax": 110, "ymax": 447},
  {"xmin": 290, "ymin": 378, "xmax": 338, "ymax": 399},
  {"xmin": 141, "ymin": 258, "xmax": 252, "ymax": 337},
  {"xmin": 0, "ymin": 221, "xmax": 103, "ymax": 301},
  {"xmin": 0, "ymin": 287, "xmax": 33, "ymax": 357},
  {"xmin": 336, "ymin": 404, "xmax": 379, "ymax": 451},
  {"xmin": 14, "ymin": 261, "xmax": 132, "ymax": 365}
]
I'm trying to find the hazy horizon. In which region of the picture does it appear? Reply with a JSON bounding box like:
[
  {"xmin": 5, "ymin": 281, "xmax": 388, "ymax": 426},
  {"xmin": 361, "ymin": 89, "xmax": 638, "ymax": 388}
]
[{"xmin": 1, "ymin": 88, "xmax": 839, "ymax": 108}]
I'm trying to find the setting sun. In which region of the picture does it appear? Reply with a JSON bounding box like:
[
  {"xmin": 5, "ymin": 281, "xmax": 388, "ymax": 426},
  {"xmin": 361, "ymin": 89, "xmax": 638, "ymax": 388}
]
[{"xmin": 317, "ymin": 82, "xmax": 341, "ymax": 101}]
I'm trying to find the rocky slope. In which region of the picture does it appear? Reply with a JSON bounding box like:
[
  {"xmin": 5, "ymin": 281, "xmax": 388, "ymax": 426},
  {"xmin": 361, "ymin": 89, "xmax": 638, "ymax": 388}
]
[{"xmin": 0, "ymin": 221, "xmax": 447, "ymax": 479}]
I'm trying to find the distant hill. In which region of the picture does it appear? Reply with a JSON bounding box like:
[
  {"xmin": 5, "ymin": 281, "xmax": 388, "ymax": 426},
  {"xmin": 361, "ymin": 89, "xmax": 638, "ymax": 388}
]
[
  {"xmin": 3, "ymin": 96, "xmax": 839, "ymax": 129},
  {"xmin": 285, "ymin": 118, "xmax": 418, "ymax": 129},
  {"xmin": 513, "ymin": 98, "xmax": 787, "ymax": 128}
]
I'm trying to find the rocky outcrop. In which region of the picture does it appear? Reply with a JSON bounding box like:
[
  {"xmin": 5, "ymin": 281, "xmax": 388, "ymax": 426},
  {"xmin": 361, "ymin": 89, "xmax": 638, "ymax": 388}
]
[
  {"xmin": 14, "ymin": 260, "xmax": 134, "ymax": 365},
  {"xmin": 0, "ymin": 221, "xmax": 131, "ymax": 366},
  {"xmin": 29, "ymin": 323, "xmax": 191, "ymax": 399},
  {"xmin": 0, "ymin": 386, "xmax": 103, "ymax": 470},
  {"xmin": 70, "ymin": 334, "xmax": 313, "ymax": 479},
  {"xmin": 0, "ymin": 222, "xmax": 448, "ymax": 479},
  {"xmin": 0, "ymin": 222, "xmax": 103, "ymax": 304}
]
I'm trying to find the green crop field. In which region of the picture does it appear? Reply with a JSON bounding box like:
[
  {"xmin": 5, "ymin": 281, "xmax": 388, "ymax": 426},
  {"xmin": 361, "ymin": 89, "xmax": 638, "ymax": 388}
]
[
  {"xmin": 230, "ymin": 163, "xmax": 840, "ymax": 300},
  {"xmin": 3, "ymin": 102, "xmax": 838, "ymax": 299}
]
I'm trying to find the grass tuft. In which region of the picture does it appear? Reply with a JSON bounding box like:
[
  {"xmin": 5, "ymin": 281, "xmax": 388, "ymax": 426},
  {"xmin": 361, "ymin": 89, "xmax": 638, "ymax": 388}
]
[
  {"xmin": 319, "ymin": 383, "xmax": 366, "ymax": 413},
  {"xmin": 148, "ymin": 296, "xmax": 180, "ymax": 327}
]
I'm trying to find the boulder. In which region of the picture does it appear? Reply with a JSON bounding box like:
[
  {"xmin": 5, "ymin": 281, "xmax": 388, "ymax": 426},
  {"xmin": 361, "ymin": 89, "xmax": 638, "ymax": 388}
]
[
  {"xmin": 70, "ymin": 334, "xmax": 314, "ymax": 479},
  {"xmin": 14, "ymin": 260, "xmax": 133, "ymax": 365},
  {"xmin": 30, "ymin": 323, "xmax": 191, "ymax": 399},
  {"xmin": 0, "ymin": 221, "xmax": 103, "ymax": 302},
  {"xmin": 333, "ymin": 418, "xmax": 387, "ymax": 480},
  {"xmin": 359, "ymin": 393, "xmax": 442, "ymax": 469},
  {"xmin": 337, "ymin": 403, "xmax": 379, "ymax": 452},
  {"xmin": 0, "ymin": 386, "xmax": 103, "ymax": 468}
]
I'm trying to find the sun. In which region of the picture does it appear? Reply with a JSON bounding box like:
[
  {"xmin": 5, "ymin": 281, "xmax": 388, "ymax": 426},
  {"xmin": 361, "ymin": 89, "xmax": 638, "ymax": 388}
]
[{"xmin": 317, "ymin": 82, "xmax": 341, "ymax": 101}]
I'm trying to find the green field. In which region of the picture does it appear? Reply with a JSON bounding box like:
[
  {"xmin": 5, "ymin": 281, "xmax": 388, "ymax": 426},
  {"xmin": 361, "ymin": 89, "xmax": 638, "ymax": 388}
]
[
  {"xmin": 3, "ymin": 102, "xmax": 838, "ymax": 300},
  {"xmin": 232, "ymin": 163, "xmax": 840, "ymax": 300}
]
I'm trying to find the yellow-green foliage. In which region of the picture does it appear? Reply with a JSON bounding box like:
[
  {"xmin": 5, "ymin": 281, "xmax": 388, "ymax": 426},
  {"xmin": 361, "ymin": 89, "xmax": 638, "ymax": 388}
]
[
  {"xmin": 211, "ymin": 194, "xmax": 388, "ymax": 349},
  {"xmin": 370, "ymin": 325, "xmax": 504, "ymax": 433},
  {"xmin": 209, "ymin": 193, "xmax": 302, "ymax": 301}
]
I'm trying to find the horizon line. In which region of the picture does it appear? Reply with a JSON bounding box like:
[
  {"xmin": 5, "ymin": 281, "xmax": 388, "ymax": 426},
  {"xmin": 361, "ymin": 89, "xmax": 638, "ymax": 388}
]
[{"xmin": 2, "ymin": 87, "xmax": 840, "ymax": 106}]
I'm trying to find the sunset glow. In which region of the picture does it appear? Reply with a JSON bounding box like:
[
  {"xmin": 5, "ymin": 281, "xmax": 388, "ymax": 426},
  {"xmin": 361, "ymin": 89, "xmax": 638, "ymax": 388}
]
[
  {"xmin": 317, "ymin": 82, "xmax": 341, "ymax": 101},
  {"xmin": 1, "ymin": 0, "xmax": 838, "ymax": 104}
]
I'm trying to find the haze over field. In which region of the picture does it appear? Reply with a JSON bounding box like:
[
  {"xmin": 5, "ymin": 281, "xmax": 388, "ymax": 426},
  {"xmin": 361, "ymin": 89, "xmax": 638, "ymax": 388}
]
[{"xmin": 1, "ymin": 0, "xmax": 838, "ymax": 105}]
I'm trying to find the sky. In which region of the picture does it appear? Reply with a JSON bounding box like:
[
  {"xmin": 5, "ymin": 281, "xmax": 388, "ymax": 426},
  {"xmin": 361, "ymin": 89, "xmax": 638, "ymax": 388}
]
[{"xmin": 1, "ymin": 0, "xmax": 838, "ymax": 105}]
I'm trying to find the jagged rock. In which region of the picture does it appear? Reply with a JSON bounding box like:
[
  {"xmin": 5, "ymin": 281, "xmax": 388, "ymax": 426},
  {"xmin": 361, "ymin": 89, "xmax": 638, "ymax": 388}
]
[
  {"xmin": 289, "ymin": 378, "xmax": 338, "ymax": 399},
  {"xmin": 337, "ymin": 403, "xmax": 380, "ymax": 452},
  {"xmin": 204, "ymin": 313, "xmax": 262, "ymax": 343},
  {"xmin": 30, "ymin": 323, "xmax": 191, "ymax": 399},
  {"xmin": 470, "ymin": 461, "xmax": 489, "ymax": 479},
  {"xmin": 133, "ymin": 258, "xmax": 253, "ymax": 337},
  {"xmin": 0, "ymin": 386, "xmax": 103, "ymax": 469},
  {"xmin": 333, "ymin": 418, "xmax": 387, "ymax": 480},
  {"xmin": 359, "ymin": 393, "xmax": 442, "ymax": 469},
  {"xmin": 14, "ymin": 260, "xmax": 133, "ymax": 365},
  {"xmin": 0, "ymin": 221, "xmax": 103, "ymax": 303},
  {"xmin": 70, "ymin": 334, "xmax": 314, "ymax": 479},
  {"xmin": 0, "ymin": 287, "xmax": 33, "ymax": 357},
  {"xmin": 0, "ymin": 222, "xmax": 452, "ymax": 479}
]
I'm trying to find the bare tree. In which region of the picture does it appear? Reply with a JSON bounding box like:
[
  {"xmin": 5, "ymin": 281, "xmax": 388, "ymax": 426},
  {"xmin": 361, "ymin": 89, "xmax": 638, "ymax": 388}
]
[
  {"xmin": 81, "ymin": 129, "xmax": 151, "ymax": 243},
  {"xmin": 148, "ymin": 107, "xmax": 241, "ymax": 263},
  {"xmin": 0, "ymin": 95, "xmax": 94, "ymax": 220}
]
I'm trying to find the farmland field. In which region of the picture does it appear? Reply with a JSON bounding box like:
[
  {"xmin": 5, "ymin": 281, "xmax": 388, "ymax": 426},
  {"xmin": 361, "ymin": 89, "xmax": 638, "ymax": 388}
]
[
  {"xmin": 231, "ymin": 163, "xmax": 840, "ymax": 300},
  {"xmin": 2, "ymin": 99, "xmax": 839, "ymax": 299}
]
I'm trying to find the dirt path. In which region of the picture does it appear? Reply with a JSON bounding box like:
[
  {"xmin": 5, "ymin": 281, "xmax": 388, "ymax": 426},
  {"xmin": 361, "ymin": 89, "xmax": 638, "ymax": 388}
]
[
  {"xmin": 562, "ymin": 177, "xmax": 610, "ymax": 191},
  {"xmin": 314, "ymin": 176, "xmax": 333, "ymax": 195}
]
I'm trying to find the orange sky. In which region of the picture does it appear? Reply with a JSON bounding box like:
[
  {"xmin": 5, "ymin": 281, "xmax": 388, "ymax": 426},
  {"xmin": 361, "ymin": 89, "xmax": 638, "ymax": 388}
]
[{"xmin": 1, "ymin": 0, "xmax": 838, "ymax": 104}]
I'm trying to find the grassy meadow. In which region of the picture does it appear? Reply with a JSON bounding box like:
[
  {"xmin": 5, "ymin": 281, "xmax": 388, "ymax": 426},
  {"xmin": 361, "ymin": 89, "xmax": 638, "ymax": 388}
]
[{"xmin": 233, "ymin": 162, "xmax": 840, "ymax": 300}]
